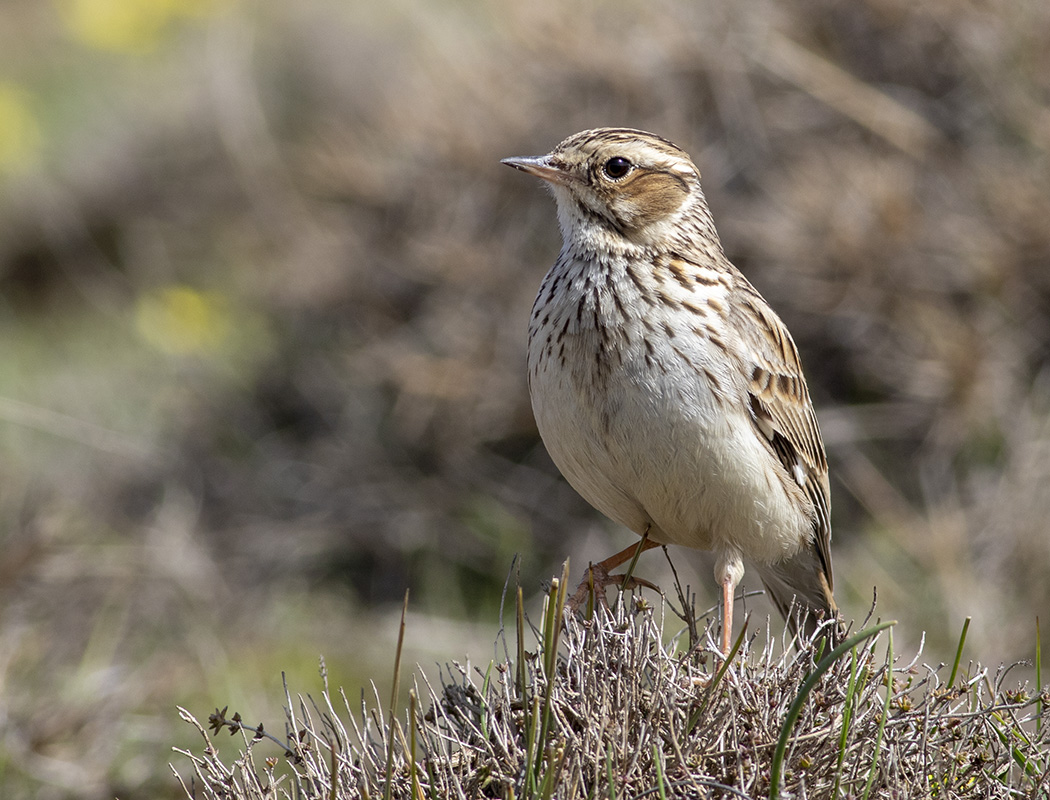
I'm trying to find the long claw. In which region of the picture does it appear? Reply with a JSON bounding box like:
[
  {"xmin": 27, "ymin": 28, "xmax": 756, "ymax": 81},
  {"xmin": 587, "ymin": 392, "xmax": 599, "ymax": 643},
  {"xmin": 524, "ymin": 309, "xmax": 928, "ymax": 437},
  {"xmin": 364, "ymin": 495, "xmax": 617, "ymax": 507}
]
[
  {"xmin": 565, "ymin": 564, "xmax": 660, "ymax": 612},
  {"xmin": 566, "ymin": 536, "xmax": 661, "ymax": 612}
]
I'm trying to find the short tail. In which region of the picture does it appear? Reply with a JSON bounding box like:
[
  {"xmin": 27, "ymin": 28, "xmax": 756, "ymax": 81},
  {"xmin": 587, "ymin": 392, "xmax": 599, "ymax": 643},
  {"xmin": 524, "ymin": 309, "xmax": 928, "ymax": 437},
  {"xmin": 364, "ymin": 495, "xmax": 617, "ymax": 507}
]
[{"xmin": 754, "ymin": 546, "xmax": 840, "ymax": 646}]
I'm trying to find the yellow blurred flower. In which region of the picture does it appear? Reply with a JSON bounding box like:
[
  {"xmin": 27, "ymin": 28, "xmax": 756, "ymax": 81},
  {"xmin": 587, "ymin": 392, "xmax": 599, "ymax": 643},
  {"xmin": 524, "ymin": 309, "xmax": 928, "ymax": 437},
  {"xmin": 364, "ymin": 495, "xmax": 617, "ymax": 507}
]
[
  {"xmin": 0, "ymin": 83, "xmax": 41, "ymax": 173},
  {"xmin": 62, "ymin": 0, "xmax": 227, "ymax": 54},
  {"xmin": 134, "ymin": 285, "xmax": 232, "ymax": 356}
]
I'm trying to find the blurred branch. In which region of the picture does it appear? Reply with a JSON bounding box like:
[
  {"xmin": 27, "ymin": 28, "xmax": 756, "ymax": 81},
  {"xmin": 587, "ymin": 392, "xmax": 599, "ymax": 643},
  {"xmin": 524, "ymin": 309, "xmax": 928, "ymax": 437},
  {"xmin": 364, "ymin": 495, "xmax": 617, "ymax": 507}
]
[{"xmin": 757, "ymin": 32, "xmax": 943, "ymax": 158}]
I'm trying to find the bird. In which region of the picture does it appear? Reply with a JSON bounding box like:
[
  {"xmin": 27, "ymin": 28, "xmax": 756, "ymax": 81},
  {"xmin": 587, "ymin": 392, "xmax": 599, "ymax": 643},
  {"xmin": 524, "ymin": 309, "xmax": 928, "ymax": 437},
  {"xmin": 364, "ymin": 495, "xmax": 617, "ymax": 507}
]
[{"xmin": 502, "ymin": 127, "xmax": 837, "ymax": 654}]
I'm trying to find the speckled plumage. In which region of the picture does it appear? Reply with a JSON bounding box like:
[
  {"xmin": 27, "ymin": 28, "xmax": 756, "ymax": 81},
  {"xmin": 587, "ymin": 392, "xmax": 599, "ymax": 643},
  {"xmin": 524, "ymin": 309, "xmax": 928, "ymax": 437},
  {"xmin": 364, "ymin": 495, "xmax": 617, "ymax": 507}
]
[{"xmin": 503, "ymin": 128, "xmax": 836, "ymax": 651}]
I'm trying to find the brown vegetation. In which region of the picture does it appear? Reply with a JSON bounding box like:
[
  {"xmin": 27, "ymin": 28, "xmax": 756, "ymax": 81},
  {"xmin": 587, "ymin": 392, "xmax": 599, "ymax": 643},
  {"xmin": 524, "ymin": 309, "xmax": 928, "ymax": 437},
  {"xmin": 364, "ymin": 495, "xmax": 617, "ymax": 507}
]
[{"xmin": 174, "ymin": 581, "xmax": 1049, "ymax": 798}]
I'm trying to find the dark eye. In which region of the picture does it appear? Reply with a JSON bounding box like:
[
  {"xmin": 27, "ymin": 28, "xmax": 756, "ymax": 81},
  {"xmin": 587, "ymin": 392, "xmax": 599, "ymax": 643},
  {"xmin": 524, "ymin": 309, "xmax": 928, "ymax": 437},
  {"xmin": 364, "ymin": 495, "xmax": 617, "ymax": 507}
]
[{"xmin": 603, "ymin": 156, "xmax": 632, "ymax": 179}]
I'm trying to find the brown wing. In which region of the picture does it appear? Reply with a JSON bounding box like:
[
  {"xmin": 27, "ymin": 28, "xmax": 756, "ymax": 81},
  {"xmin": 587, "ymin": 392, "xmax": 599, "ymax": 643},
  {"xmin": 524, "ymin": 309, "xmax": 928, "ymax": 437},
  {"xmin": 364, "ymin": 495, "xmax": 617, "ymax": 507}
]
[{"xmin": 731, "ymin": 279, "xmax": 833, "ymax": 589}]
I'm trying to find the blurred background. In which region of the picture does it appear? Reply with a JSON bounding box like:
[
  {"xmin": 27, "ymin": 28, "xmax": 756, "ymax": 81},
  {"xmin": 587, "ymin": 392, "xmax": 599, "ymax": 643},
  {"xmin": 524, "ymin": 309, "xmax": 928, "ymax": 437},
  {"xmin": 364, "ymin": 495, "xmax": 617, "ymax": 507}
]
[{"xmin": 1, "ymin": 0, "xmax": 1048, "ymax": 796}]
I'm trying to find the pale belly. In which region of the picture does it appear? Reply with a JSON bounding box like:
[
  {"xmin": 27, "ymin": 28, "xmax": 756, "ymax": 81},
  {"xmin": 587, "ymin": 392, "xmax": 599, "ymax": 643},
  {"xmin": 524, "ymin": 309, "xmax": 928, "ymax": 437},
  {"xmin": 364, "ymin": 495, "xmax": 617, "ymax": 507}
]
[{"xmin": 528, "ymin": 336, "xmax": 811, "ymax": 567}]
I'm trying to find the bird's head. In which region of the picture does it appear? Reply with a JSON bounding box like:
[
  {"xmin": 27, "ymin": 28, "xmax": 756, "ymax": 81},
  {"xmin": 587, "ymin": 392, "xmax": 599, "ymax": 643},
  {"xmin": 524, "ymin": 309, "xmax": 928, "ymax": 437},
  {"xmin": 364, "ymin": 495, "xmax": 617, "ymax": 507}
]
[{"xmin": 502, "ymin": 127, "xmax": 711, "ymax": 248}]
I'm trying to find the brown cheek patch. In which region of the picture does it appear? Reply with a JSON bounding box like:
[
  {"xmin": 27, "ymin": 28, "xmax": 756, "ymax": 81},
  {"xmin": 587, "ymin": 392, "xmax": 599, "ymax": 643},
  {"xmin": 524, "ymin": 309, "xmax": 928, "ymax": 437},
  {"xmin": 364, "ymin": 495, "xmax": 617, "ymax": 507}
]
[{"xmin": 621, "ymin": 172, "xmax": 689, "ymax": 228}]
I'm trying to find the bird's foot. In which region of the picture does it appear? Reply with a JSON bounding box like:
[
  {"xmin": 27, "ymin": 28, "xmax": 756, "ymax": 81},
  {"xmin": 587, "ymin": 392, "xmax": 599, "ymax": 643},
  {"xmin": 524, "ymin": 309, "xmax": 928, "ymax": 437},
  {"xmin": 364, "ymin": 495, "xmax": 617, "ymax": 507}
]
[{"xmin": 565, "ymin": 563, "xmax": 660, "ymax": 613}]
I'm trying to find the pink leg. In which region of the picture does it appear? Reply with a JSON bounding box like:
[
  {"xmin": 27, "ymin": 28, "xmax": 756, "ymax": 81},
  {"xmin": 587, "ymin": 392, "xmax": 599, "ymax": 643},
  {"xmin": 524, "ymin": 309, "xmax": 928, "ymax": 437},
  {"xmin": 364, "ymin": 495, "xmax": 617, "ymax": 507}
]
[
  {"xmin": 715, "ymin": 553, "xmax": 744, "ymax": 656},
  {"xmin": 592, "ymin": 535, "xmax": 661, "ymax": 574},
  {"xmin": 721, "ymin": 576, "xmax": 734, "ymax": 655}
]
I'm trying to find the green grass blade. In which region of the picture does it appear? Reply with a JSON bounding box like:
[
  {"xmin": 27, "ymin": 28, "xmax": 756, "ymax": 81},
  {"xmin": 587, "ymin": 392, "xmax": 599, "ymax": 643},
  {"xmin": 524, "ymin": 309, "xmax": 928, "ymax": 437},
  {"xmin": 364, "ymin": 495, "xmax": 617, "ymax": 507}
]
[
  {"xmin": 480, "ymin": 660, "xmax": 493, "ymax": 742},
  {"xmin": 653, "ymin": 742, "xmax": 669, "ymax": 800},
  {"xmin": 516, "ymin": 586, "xmax": 526, "ymax": 699},
  {"xmin": 383, "ymin": 589, "xmax": 410, "ymax": 800},
  {"xmin": 534, "ymin": 561, "xmax": 569, "ymax": 789},
  {"xmin": 831, "ymin": 645, "xmax": 859, "ymax": 798},
  {"xmin": 990, "ymin": 709, "xmax": 1045, "ymax": 781},
  {"xmin": 861, "ymin": 627, "xmax": 893, "ymax": 800},
  {"xmin": 769, "ymin": 620, "xmax": 896, "ymax": 800},
  {"xmin": 524, "ymin": 694, "xmax": 541, "ymax": 798},
  {"xmin": 538, "ymin": 738, "xmax": 568, "ymax": 800},
  {"xmin": 519, "ymin": 582, "xmax": 534, "ymax": 796},
  {"xmin": 1037, "ymin": 616, "xmax": 1043, "ymax": 736},
  {"xmin": 948, "ymin": 616, "xmax": 971, "ymax": 688}
]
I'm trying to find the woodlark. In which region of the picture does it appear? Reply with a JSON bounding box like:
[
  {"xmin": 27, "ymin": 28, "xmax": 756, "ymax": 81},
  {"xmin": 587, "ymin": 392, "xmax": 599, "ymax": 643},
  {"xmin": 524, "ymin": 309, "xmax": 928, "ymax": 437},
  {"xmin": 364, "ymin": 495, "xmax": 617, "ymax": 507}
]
[{"xmin": 503, "ymin": 128, "xmax": 837, "ymax": 653}]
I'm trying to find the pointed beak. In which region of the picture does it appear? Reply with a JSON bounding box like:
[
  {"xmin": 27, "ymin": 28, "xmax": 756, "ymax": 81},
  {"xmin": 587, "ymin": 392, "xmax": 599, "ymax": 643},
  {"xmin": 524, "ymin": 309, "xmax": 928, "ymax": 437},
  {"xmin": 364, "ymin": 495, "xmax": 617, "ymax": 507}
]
[{"xmin": 500, "ymin": 155, "xmax": 573, "ymax": 186}]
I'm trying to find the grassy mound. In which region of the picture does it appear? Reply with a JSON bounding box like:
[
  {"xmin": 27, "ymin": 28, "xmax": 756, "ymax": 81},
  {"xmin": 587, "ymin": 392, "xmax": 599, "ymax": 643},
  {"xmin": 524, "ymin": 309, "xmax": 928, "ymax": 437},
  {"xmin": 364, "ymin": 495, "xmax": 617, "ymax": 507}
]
[{"xmin": 173, "ymin": 569, "xmax": 1048, "ymax": 799}]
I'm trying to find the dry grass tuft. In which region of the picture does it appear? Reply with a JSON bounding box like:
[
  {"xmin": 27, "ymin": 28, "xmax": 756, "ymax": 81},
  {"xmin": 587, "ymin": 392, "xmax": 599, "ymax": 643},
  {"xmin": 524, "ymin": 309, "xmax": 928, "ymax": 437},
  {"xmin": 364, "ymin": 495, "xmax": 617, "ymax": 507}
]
[{"xmin": 173, "ymin": 574, "xmax": 1049, "ymax": 799}]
